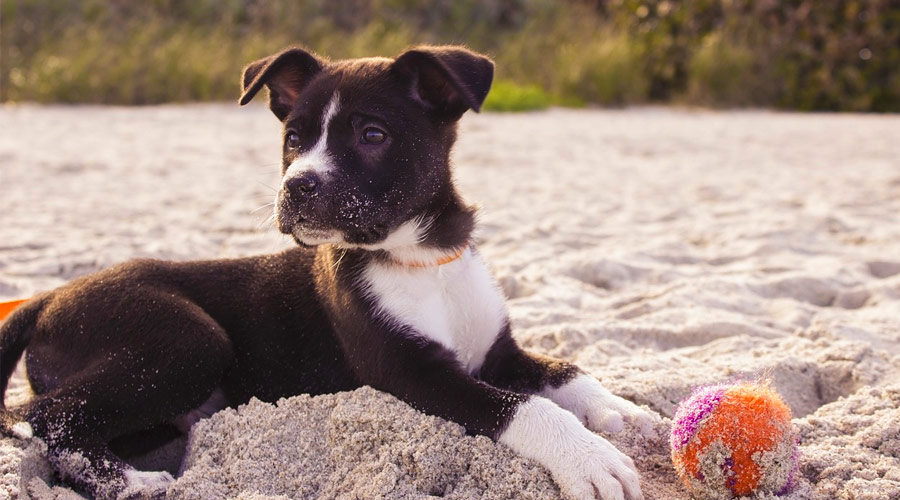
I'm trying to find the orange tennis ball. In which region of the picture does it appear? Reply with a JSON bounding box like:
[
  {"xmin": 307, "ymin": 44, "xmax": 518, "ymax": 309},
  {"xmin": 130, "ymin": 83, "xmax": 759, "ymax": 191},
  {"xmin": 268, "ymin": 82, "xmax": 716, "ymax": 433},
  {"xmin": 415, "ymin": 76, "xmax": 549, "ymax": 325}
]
[{"xmin": 670, "ymin": 381, "xmax": 799, "ymax": 498}]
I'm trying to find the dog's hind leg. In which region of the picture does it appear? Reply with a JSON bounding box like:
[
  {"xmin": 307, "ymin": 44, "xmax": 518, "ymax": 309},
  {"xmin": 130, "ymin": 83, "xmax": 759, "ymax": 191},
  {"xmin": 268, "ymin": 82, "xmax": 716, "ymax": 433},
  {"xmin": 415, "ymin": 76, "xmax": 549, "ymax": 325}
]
[
  {"xmin": 25, "ymin": 394, "xmax": 166, "ymax": 500},
  {"xmin": 22, "ymin": 306, "xmax": 233, "ymax": 500}
]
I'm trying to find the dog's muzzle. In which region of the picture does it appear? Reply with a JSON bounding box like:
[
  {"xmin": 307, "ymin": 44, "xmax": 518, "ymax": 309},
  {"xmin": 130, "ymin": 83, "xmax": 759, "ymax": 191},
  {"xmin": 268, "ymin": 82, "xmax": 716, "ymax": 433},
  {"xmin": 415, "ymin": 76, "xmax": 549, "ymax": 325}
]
[
  {"xmin": 276, "ymin": 172, "xmax": 323, "ymax": 234},
  {"xmin": 275, "ymin": 172, "xmax": 392, "ymax": 247}
]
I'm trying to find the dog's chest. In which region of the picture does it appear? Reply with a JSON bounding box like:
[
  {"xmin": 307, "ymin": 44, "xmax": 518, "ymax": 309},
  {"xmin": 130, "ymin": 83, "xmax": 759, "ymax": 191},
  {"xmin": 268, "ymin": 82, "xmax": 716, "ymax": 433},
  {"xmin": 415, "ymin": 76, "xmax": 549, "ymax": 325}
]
[{"xmin": 361, "ymin": 250, "xmax": 507, "ymax": 373}]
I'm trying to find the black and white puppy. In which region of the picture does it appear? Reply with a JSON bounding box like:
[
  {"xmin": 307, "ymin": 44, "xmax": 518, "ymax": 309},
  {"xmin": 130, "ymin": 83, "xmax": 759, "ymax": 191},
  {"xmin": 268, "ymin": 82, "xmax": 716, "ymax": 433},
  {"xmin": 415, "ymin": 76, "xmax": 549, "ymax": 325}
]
[{"xmin": 0, "ymin": 46, "xmax": 655, "ymax": 500}]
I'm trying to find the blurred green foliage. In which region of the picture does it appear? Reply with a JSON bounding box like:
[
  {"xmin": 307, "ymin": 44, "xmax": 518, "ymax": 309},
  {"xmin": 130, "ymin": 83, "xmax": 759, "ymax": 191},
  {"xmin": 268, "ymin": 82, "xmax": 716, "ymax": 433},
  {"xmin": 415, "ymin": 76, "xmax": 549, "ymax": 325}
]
[
  {"xmin": 1, "ymin": 0, "xmax": 898, "ymax": 111},
  {"xmin": 483, "ymin": 80, "xmax": 552, "ymax": 111}
]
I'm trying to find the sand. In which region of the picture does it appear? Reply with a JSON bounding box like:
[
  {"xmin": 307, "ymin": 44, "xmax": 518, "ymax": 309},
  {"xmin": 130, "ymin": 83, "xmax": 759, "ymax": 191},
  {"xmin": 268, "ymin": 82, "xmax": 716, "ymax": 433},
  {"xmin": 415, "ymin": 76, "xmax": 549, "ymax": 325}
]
[{"xmin": 1, "ymin": 104, "xmax": 899, "ymax": 499}]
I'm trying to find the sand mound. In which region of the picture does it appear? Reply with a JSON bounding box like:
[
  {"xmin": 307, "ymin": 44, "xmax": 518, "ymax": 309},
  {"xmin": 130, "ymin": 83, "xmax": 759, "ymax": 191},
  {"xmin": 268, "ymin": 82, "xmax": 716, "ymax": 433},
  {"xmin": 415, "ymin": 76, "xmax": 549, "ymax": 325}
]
[
  {"xmin": 797, "ymin": 384, "xmax": 900, "ymax": 499},
  {"xmin": 170, "ymin": 387, "xmax": 561, "ymax": 500},
  {"xmin": 0, "ymin": 437, "xmax": 54, "ymax": 499}
]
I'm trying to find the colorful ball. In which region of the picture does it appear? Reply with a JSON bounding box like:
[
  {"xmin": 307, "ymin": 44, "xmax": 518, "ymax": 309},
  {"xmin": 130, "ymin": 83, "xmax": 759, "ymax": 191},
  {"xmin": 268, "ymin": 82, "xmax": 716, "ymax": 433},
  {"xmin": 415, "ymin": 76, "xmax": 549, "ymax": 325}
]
[{"xmin": 670, "ymin": 381, "xmax": 799, "ymax": 498}]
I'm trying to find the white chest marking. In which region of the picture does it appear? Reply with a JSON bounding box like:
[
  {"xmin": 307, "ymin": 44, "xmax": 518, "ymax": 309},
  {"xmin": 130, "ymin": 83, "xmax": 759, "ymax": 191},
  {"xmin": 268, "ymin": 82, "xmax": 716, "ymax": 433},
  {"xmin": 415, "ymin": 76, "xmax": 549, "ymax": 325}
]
[
  {"xmin": 283, "ymin": 92, "xmax": 341, "ymax": 182},
  {"xmin": 361, "ymin": 249, "xmax": 507, "ymax": 373}
]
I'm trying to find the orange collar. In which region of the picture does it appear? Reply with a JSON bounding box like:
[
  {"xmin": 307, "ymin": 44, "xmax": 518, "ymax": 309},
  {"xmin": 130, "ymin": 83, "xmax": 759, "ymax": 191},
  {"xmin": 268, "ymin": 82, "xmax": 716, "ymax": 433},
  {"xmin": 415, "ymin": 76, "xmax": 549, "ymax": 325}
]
[{"xmin": 392, "ymin": 246, "xmax": 468, "ymax": 268}]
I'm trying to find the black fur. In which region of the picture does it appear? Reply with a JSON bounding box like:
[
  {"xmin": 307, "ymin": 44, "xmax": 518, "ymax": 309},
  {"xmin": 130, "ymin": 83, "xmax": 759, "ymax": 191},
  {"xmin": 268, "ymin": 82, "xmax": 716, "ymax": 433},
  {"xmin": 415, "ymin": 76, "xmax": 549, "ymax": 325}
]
[
  {"xmin": 0, "ymin": 46, "xmax": 585, "ymax": 500},
  {"xmin": 239, "ymin": 47, "xmax": 324, "ymax": 121}
]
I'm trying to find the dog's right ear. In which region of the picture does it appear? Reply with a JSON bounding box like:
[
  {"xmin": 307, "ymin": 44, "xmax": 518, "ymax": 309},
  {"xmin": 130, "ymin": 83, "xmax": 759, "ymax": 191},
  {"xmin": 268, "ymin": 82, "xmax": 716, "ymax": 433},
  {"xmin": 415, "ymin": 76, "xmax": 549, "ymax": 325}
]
[
  {"xmin": 239, "ymin": 48, "xmax": 323, "ymax": 121},
  {"xmin": 393, "ymin": 46, "xmax": 494, "ymax": 120}
]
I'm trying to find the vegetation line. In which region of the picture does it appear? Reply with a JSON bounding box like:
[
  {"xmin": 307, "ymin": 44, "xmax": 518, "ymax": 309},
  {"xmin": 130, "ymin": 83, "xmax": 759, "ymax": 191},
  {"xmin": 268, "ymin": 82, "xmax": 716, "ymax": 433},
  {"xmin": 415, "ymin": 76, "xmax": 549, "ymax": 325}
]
[{"xmin": 3, "ymin": 1, "xmax": 898, "ymax": 111}]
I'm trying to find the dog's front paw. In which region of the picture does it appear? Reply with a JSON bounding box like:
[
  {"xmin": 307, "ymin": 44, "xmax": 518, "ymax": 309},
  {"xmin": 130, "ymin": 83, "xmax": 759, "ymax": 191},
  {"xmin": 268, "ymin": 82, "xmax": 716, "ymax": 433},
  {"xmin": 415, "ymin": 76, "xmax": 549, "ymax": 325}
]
[
  {"xmin": 580, "ymin": 391, "xmax": 659, "ymax": 438},
  {"xmin": 499, "ymin": 397, "xmax": 643, "ymax": 500},
  {"xmin": 555, "ymin": 432, "xmax": 643, "ymax": 500},
  {"xmin": 544, "ymin": 374, "xmax": 661, "ymax": 437}
]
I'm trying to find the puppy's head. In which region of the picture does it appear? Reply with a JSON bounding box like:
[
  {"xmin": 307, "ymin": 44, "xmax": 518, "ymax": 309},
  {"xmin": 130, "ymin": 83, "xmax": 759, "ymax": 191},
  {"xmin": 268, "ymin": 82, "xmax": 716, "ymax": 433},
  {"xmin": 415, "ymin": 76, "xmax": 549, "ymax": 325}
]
[{"xmin": 240, "ymin": 46, "xmax": 493, "ymax": 251}]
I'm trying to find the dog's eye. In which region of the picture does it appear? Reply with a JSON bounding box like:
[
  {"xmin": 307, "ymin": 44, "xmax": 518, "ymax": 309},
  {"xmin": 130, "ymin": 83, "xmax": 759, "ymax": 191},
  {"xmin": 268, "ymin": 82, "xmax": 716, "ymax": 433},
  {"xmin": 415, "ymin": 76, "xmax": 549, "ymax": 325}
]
[
  {"xmin": 286, "ymin": 131, "xmax": 300, "ymax": 149},
  {"xmin": 361, "ymin": 127, "xmax": 387, "ymax": 145}
]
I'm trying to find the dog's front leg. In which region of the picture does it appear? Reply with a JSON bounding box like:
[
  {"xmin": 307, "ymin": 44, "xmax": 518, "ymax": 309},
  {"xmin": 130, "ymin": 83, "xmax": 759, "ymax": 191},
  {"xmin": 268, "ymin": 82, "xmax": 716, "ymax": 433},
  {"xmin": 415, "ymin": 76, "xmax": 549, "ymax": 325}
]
[
  {"xmin": 342, "ymin": 327, "xmax": 643, "ymax": 500},
  {"xmin": 480, "ymin": 330, "xmax": 660, "ymax": 438},
  {"xmin": 499, "ymin": 395, "xmax": 644, "ymax": 500}
]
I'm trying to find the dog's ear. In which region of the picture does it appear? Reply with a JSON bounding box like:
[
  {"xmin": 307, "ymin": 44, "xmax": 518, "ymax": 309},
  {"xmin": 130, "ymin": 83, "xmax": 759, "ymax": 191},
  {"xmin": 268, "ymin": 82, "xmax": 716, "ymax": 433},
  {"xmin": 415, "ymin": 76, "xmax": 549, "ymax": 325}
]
[
  {"xmin": 239, "ymin": 47, "xmax": 324, "ymax": 121},
  {"xmin": 393, "ymin": 46, "xmax": 494, "ymax": 119}
]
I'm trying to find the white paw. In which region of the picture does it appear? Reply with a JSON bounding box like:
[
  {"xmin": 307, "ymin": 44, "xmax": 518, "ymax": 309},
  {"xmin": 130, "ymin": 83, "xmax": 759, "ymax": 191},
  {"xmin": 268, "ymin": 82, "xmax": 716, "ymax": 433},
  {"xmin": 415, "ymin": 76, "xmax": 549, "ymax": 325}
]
[
  {"xmin": 499, "ymin": 397, "xmax": 643, "ymax": 500},
  {"xmin": 558, "ymin": 434, "xmax": 643, "ymax": 500},
  {"xmin": 119, "ymin": 470, "xmax": 174, "ymax": 499},
  {"xmin": 10, "ymin": 421, "xmax": 33, "ymax": 440},
  {"xmin": 543, "ymin": 374, "xmax": 661, "ymax": 437},
  {"xmin": 582, "ymin": 391, "xmax": 659, "ymax": 438}
]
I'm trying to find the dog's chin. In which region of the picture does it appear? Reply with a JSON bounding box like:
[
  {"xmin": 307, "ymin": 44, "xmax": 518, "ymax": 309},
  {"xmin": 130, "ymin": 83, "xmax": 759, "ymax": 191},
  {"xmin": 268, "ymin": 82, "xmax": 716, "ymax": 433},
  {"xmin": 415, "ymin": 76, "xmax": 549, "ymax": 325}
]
[
  {"xmin": 282, "ymin": 214, "xmax": 392, "ymax": 249},
  {"xmin": 341, "ymin": 227, "xmax": 389, "ymax": 247},
  {"xmin": 289, "ymin": 227, "xmax": 343, "ymax": 247}
]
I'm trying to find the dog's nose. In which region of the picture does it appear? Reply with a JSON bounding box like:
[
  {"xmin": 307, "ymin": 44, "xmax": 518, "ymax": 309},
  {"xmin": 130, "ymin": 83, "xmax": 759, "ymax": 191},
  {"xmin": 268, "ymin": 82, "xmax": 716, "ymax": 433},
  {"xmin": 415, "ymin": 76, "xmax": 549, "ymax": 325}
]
[{"xmin": 286, "ymin": 173, "xmax": 319, "ymax": 194}]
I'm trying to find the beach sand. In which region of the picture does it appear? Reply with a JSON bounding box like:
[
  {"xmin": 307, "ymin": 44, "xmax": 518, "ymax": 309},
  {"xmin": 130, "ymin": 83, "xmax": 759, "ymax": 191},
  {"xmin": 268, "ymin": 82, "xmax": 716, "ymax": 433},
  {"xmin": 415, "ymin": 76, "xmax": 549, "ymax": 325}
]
[{"xmin": 1, "ymin": 105, "xmax": 898, "ymax": 499}]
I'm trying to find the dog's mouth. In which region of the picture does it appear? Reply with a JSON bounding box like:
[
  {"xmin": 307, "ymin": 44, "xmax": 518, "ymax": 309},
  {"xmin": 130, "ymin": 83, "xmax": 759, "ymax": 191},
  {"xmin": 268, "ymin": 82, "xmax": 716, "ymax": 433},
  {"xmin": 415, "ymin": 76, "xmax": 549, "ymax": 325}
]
[
  {"xmin": 290, "ymin": 224, "xmax": 341, "ymax": 247},
  {"xmin": 276, "ymin": 190, "xmax": 392, "ymax": 248},
  {"xmin": 288, "ymin": 221, "xmax": 390, "ymax": 249}
]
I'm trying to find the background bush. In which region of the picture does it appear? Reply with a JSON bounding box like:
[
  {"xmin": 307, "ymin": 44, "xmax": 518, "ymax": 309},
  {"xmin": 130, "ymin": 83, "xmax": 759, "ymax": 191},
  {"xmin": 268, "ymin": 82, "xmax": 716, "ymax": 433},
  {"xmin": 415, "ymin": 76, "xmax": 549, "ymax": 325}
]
[
  {"xmin": 482, "ymin": 80, "xmax": 552, "ymax": 112},
  {"xmin": 1, "ymin": 0, "xmax": 898, "ymax": 111}
]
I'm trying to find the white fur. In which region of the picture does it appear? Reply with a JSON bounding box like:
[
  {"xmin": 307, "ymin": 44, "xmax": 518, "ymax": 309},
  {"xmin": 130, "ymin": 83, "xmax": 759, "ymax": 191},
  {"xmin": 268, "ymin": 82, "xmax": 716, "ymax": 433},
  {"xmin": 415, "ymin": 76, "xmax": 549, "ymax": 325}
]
[
  {"xmin": 358, "ymin": 218, "xmax": 425, "ymax": 251},
  {"xmin": 282, "ymin": 92, "xmax": 341, "ymax": 183},
  {"xmin": 293, "ymin": 227, "xmax": 343, "ymax": 246},
  {"xmin": 541, "ymin": 374, "xmax": 660, "ymax": 437},
  {"xmin": 499, "ymin": 396, "xmax": 643, "ymax": 500},
  {"xmin": 10, "ymin": 421, "xmax": 33, "ymax": 440},
  {"xmin": 361, "ymin": 245, "xmax": 506, "ymax": 374},
  {"xmin": 355, "ymin": 217, "xmax": 464, "ymax": 265},
  {"xmin": 122, "ymin": 469, "xmax": 174, "ymax": 497}
]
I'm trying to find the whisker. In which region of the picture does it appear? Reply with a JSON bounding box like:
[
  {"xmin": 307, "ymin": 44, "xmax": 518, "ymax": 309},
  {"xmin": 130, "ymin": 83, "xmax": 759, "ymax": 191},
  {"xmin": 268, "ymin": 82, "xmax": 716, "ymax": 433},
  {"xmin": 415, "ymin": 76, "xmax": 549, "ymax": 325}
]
[
  {"xmin": 332, "ymin": 248, "xmax": 348, "ymax": 272},
  {"xmin": 256, "ymin": 212, "xmax": 276, "ymax": 231},
  {"xmin": 257, "ymin": 182, "xmax": 279, "ymax": 193},
  {"xmin": 251, "ymin": 202, "xmax": 275, "ymax": 214}
]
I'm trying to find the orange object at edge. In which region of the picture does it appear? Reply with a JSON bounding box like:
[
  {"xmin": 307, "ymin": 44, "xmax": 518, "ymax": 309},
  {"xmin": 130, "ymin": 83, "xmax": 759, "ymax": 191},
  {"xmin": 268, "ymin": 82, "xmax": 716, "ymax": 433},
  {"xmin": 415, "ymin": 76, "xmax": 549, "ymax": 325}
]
[{"xmin": 0, "ymin": 298, "xmax": 29, "ymax": 321}]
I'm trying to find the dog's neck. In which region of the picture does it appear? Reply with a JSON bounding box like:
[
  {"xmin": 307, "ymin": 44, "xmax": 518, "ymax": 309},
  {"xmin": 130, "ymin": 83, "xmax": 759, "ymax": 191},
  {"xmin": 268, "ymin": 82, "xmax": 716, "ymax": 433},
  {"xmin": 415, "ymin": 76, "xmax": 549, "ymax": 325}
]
[
  {"xmin": 387, "ymin": 192, "xmax": 475, "ymax": 267},
  {"xmin": 389, "ymin": 245, "xmax": 468, "ymax": 268},
  {"xmin": 325, "ymin": 193, "xmax": 476, "ymax": 270}
]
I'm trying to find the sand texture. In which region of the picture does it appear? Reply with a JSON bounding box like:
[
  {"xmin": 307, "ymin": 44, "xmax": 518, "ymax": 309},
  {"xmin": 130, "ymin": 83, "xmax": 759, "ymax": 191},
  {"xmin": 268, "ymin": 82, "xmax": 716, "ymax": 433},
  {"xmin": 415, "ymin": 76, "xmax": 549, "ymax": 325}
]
[
  {"xmin": 1, "ymin": 105, "xmax": 899, "ymax": 499},
  {"xmin": 169, "ymin": 387, "xmax": 561, "ymax": 500}
]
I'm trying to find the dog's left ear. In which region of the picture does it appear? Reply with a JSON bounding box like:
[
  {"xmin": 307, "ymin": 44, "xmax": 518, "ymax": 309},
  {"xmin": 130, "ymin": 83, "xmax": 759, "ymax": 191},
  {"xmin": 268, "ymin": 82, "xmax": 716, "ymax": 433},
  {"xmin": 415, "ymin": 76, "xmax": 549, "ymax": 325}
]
[
  {"xmin": 393, "ymin": 46, "xmax": 494, "ymax": 119},
  {"xmin": 239, "ymin": 47, "xmax": 324, "ymax": 121}
]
